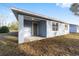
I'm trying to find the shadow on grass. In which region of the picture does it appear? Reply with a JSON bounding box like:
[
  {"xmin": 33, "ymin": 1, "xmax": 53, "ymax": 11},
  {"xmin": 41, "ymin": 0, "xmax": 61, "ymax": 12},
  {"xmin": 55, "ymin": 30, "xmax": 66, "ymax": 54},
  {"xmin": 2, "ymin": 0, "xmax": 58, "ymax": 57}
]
[{"xmin": 8, "ymin": 32, "xmax": 18, "ymax": 37}]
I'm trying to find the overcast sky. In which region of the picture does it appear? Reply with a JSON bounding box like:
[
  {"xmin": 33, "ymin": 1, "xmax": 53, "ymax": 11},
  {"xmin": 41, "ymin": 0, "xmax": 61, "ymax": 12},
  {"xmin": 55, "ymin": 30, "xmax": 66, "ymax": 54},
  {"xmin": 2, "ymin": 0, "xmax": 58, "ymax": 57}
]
[{"xmin": 0, "ymin": 3, "xmax": 79, "ymax": 25}]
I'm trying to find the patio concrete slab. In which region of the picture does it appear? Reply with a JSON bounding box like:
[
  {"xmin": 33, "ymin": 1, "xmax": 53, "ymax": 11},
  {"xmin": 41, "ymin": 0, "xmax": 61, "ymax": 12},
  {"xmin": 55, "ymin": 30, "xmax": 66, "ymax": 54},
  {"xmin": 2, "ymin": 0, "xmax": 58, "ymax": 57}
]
[{"xmin": 24, "ymin": 36, "xmax": 46, "ymax": 42}]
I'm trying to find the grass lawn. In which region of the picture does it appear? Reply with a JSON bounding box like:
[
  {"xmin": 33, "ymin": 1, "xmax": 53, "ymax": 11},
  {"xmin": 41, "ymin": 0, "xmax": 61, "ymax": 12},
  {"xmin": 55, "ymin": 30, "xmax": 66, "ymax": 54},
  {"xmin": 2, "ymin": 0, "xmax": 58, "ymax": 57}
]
[{"xmin": 0, "ymin": 33, "xmax": 79, "ymax": 56}]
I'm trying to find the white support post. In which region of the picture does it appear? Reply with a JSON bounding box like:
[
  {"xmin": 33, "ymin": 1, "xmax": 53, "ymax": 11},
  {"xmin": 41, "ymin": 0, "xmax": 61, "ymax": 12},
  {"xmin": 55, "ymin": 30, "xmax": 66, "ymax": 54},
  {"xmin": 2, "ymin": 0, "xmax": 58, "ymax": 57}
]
[{"xmin": 18, "ymin": 14, "xmax": 24, "ymax": 44}]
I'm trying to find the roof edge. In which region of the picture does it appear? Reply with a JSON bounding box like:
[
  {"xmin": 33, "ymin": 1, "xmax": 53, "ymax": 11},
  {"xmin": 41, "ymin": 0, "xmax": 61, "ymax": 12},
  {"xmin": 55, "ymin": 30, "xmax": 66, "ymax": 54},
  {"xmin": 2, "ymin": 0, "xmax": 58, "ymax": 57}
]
[{"xmin": 11, "ymin": 7, "xmax": 69, "ymax": 24}]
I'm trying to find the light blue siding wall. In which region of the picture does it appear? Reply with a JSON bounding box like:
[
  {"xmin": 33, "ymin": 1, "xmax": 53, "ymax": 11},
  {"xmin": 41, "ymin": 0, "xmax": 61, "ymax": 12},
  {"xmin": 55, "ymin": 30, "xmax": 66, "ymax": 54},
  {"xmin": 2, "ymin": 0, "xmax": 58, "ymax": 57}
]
[
  {"xmin": 69, "ymin": 24, "xmax": 77, "ymax": 33},
  {"xmin": 18, "ymin": 14, "xmax": 69, "ymax": 44},
  {"xmin": 39, "ymin": 20, "xmax": 46, "ymax": 37},
  {"xmin": 46, "ymin": 20, "xmax": 69, "ymax": 37},
  {"xmin": 24, "ymin": 20, "xmax": 32, "ymax": 36}
]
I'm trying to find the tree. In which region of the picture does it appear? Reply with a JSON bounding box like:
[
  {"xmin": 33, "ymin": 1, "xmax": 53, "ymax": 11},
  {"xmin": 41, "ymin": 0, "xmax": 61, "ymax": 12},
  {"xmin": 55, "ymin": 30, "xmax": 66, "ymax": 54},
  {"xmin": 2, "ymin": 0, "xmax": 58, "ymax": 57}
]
[
  {"xmin": 0, "ymin": 14, "xmax": 7, "ymax": 27},
  {"xmin": 9, "ymin": 21, "xmax": 18, "ymax": 31},
  {"xmin": 0, "ymin": 26, "xmax": 9, "ymax": 33},
  {"xmin": 70, "ymin": 3, "xmax": 79, "ymax": 16}
]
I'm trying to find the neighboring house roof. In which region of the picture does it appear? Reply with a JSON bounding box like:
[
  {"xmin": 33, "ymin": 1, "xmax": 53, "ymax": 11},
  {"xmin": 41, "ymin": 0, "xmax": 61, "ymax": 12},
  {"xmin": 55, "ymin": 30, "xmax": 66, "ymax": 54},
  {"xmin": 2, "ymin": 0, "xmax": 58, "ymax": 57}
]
[
  {"xmin": 11, "ymin": 7, "xmax": 69, "ymax": 24},
  {"xmin": 70, "ymin": 24, "xmax": 79, "ymax": 27}
]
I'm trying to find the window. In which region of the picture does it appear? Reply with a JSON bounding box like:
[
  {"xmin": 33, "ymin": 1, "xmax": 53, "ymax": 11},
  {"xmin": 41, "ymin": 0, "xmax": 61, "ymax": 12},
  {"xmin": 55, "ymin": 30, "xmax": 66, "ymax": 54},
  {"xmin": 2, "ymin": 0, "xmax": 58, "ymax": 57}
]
[{"xmin": 52, "ymin": 22, "xmax": 58, "ymax": 31}]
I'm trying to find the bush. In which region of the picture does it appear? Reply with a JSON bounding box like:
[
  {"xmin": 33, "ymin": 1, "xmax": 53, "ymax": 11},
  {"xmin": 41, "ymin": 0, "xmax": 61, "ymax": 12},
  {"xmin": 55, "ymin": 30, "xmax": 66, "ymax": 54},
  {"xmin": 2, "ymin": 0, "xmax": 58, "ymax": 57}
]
[{"xmin": 0, "ymin": 26, "xmax": 9, "ymax": 33}]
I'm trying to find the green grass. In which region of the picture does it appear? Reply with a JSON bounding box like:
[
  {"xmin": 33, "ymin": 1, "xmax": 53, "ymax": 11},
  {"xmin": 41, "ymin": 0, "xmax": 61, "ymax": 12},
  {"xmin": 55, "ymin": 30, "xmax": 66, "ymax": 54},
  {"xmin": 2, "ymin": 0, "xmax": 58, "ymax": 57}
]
[{"xmin": 0, "ymin": 33, "xmax": 79, "ymax": 56}]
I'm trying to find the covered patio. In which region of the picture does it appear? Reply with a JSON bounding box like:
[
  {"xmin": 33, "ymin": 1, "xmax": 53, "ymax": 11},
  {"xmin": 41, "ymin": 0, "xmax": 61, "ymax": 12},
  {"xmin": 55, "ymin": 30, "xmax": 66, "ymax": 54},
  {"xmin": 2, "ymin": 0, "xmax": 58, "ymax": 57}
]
[
  {"xmin": 24, "ymin": 15, "xmax": 47, "ymax": 37},
  {"xmin": 21, "ymin": 15, "xmax": 47, "ymax": 42}
]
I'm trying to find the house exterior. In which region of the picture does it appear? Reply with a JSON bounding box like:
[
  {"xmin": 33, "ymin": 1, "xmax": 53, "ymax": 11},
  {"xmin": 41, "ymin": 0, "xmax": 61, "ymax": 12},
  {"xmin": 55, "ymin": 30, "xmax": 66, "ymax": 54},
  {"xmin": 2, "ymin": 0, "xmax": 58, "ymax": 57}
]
[
  {"xmin": 69, "ymin": 24, "xmax": 79, "ymax": 33},
  {"xmin": 11, "ymin": 7, "xmax": 70, "ymax": 43}
]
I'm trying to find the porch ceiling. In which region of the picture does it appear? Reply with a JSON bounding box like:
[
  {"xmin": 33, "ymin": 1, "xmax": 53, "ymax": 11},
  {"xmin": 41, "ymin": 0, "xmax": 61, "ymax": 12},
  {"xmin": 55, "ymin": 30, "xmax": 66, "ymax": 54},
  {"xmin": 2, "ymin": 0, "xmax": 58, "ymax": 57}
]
[{"xmin": 24, "ymin": 15, "xmax": 45, "ymax": 21}]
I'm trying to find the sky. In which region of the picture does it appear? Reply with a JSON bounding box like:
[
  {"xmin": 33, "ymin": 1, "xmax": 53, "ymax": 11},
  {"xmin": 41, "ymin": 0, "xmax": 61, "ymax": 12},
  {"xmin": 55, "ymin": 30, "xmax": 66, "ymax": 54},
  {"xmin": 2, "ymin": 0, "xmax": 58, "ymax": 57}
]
[{"xmin": 0, "ymin": 3, "xmax": 79, "ymax": 25}]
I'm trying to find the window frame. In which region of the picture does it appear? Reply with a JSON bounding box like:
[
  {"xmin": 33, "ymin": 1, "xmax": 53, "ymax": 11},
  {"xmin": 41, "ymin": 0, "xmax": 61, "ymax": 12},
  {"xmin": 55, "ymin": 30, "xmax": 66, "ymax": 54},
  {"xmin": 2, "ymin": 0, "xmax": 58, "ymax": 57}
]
[{"xmin": 52, "ymin": 22, "xmax": 58, "ymax": 31}]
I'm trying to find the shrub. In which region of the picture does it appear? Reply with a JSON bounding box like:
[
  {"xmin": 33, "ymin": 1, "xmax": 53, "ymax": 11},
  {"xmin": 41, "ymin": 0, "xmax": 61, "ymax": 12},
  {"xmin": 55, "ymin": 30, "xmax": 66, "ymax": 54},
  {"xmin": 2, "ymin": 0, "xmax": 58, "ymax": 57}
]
[{"xmin": 0, "ymin": 26, "xmax": 9, "ymax": 33}]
